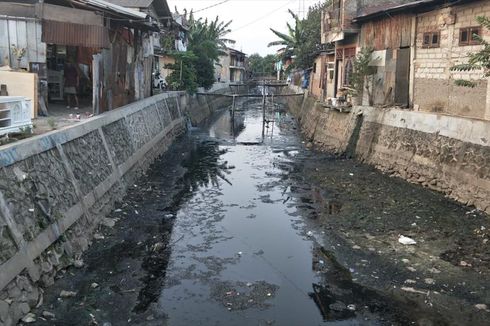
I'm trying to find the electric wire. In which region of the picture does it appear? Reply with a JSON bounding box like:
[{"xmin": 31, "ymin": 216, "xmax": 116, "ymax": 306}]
[
  {"xmin": 193, "ymin": 0, "xmax": 231, "ymax": 13},
  {"xmin": 233, "ymin": 0, "xmax": 296, "ymax": 32}
]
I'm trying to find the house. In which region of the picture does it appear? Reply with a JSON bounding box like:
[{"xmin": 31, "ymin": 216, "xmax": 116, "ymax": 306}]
[
  {"xmin": 412, "ymin": 0, "xmax": 490, "ymax": 119},
  {"xmin": 309, "ymin": 44, "xmax": 335, "ymax": 100},
  {"xmin": 0, "ymin": 0, "xmax": 160, "ymax": 115},
  {"xmin": 320, "ymin": 0, "xmax": 416, "ymax": 98},
  {"xmin": 352, "ymin": 0, "xmax": 490, "ymax": 119},
  {"xmin": 105, "ymin": 1, "xmax": 189, "ymax": 84},
  {"xmin": 217, "ymin": 48, "xmax": 247, "ymax": 83},
  {"xmin": 276, "ymin": 47, "xmax": 294, "ymax": 82},
  {"xmin": 105, "ymin": 1, "xmax": 188, "ymax": 86},
  {"xmin": 353, "ymin": 3, "xmax": 415, "ymax": 107},
  {"xmin": 158, "ymin": 11, "xmax": 189, "ymax": 82}
]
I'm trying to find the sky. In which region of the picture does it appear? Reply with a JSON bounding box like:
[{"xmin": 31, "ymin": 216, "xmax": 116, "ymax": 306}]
[{"xmin": 167, "ymin": 0, "xmax": 323, "ymax": 56}]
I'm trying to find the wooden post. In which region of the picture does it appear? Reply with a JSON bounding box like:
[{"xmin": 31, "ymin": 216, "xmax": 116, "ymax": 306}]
[
  {"xmin": 485, "ymin": 77, "xmax": 490, "ymax": 120},
  {"xmin": 262, "ymin": 80, "xmax": 266, "ymax": 121},
  {"xmin": 262, "ymin": 80, "xmax": 266, "ymax": 139}
]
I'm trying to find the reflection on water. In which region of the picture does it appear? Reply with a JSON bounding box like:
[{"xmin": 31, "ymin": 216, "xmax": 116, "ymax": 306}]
[
  {"xmin": 156, "ymin": 97, "xmax": 418, "ymax": 325},
  {"xmin": 208, "ymin": 111, "xmax": 245, "ymax": 140}
]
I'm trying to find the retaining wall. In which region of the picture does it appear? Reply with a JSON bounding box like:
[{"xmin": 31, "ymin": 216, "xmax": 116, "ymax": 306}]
[
  {"xmin": 0, "ymin": 88, "xmax": 224, "ymax": 325},
  {"xmin": 286, "ymin": 91, "xmax": 490, "ymax": 214},
  {"xmin": 186, "ymin": 84, "xmax": 235, "ymax": 126}
]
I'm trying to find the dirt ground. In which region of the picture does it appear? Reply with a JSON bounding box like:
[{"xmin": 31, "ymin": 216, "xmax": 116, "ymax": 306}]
[{"xmin": 286, "ymin": 136, "xmax": 490, "ymax": 325}]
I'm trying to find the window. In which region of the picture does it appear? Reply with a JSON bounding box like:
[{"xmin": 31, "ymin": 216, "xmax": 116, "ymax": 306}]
[
  {"xmin": 422, "ymin": 32, "xmax": 440, "ymax": 48},
  {"xmin": 344, "ymin": 59, "xmax": 353, "ymax": 86},
  {"xmin": 327, "ymin": 63, "xmax": 335, "ymax": 80},
  {"xmin": 459, "ymin": 27, "xmax": 481, "ymax": 46}
]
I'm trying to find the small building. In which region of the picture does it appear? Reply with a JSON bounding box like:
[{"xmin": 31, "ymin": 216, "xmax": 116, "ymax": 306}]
[
  {"xmin": 157, "ymin": 12, "xmax": 189, "ymax": 81},
  {"xmin": 412, "ymin": 0, "xmax": 490, "ymax": 119},
  {"xmin": 217, "ymin": 48, "xmax": 247, "ymax": 83},
  {"xmin": 309, "ymin": 45, "xmax": 335, "ymax": 100},
  {"xmin": 353, "ymin": 6, "xmax": 414, "ymax": 107},
  {"xmin": 275, "ymin": 47, "xmax": 294, "ymax": 82},
  {"xmin": 105, "ymin": 0, "xmax": 188, "ymax": 89},
  {"xmin": 0, "ymin": 0, "xmax": 161, "ymax": 115},
  {"xmin": 352, "ymin": 0, "xmax": 490, "ymax": 119},
  {"xmin": 320, "ymin": 0, "xmax": 416, "ymax": 98}
]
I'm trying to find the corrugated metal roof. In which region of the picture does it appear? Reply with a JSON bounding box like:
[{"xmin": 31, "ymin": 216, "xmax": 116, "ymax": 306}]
[
  {"xmin": 77, "ymin": 0, "xmax": 148, "ymax": 19},
  {"xmin": 103, "ymin": 0, "xmax": 172, "ymax": 19},
  {"xmin": 353, "ymin": 0, "xmax": 472, "ymax": 22},
  {"xmin": 42, "ymin": 20, "xmax": 110, "ymax": 48},
  {"xmin": 104, "ymin": 0, "xmax": 153, "ymax": 8}
]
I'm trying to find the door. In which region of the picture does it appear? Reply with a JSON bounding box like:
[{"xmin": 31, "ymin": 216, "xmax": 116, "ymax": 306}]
[{"xmin": 394, "ymin": 47, "xmax": 410, "ymax": 106}]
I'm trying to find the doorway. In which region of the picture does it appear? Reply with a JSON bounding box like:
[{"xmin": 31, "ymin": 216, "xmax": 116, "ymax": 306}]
[{"xmin": 46, "ymin": 44, "xmax": 95, "ymax": 114}]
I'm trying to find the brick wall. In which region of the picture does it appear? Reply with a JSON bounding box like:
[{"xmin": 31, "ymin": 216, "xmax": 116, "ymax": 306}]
[{"xmin": 413, "ymin": 1, "xmax": 490, "ymax": 119}]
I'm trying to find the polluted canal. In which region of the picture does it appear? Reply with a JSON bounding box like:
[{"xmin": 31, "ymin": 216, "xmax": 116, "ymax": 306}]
[{"xmin": 32, "ymin": 91, "xmax": 490, "ymax": 325}]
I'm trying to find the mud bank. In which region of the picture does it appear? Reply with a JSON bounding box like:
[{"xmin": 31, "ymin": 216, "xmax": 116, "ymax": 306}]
[
  {"xmin": 284, "ymin": 90, "xmax": 490, "ymax": 214},
  {"xmin": 0, "ymin": 85, "xmax": 230, "ymax": 326}
]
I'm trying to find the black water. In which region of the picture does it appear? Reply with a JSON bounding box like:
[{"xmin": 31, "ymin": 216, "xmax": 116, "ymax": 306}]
[{"xmin": 156, "ymin": 103, "xmax": 409, "ymax": 325}]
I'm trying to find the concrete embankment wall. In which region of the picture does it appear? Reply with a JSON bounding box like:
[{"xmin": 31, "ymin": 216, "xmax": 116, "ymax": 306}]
[
  {"xmin": 186, "ymin": 84, "xmax": 234, "ymax": 126},
  {"xmin": 0, "ymin": 86, "xmax": 228, "ymax": 325},
  {"xmin": 286, "ymin": 90, "xmax": 490, "ymax": 214}
]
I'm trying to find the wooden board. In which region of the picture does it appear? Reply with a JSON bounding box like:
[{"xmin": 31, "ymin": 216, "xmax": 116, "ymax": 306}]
[
  {"xmin": 360, "ymin": 14, "xmax": 412, "ymax": 51},
  {"xmin": 0, "ymin": 71, "xmax": 38, "ymax": 118}
]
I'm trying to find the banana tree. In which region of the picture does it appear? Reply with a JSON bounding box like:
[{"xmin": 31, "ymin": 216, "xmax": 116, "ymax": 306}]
[
  {"xmin": 268, "ymin": 10, "xmax": 303, "ymax": 62},
  {"xmin": 450, "ymin": 16, "xmax": 490, "ymax": 87}
]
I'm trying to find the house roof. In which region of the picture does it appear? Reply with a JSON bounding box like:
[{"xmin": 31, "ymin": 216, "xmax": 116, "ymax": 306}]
[
  {"xmin": 105, "ymin": 0, "xmax": 154, "ymax": 7},
  {"xmin": 78, "ymin": 0, "xmax": 148, "ymax": 19},
  {"xmin": 229, "ymin": 48, "xmax": 247, "ymax": 56},
  {"xmin": 104, "ymin": 0, "xmax": 172, "ymax": 20},
  {"xmin": 352, "ymin": 0, "xmax": 477, "ymax": 22}
]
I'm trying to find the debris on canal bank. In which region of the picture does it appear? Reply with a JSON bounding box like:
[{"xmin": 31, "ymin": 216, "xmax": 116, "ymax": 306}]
[
  {"xmin": 210, "ymin": 280, "xmax": 279, "ymax": 311},
  {"xmin": 286, "ymin": 144, "xmax": 490, "ymax": 325}
]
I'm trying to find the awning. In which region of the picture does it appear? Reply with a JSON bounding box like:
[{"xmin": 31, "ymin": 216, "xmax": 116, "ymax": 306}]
[{"xmin": 42, "ymin": 20, "xmax": 110, "ymax": 48}]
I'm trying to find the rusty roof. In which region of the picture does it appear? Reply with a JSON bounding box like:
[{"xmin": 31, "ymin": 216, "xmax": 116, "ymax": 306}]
[
  {"xmin": 353, "ymin": 0, "xmax": 478, "ymax": 22},
  {"xmin": 42, "ymin": 20, "xmax": 110, "ymax": 48}
]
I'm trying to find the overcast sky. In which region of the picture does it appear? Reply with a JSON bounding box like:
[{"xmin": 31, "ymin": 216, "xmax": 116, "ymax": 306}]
[{"xmin": 167, "ymin": 0, "xmax": 323, "ymax": 56}]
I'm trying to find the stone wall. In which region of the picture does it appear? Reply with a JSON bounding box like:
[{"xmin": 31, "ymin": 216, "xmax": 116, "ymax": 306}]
[
  {"xmin": 286, "ymin": 90, "xmax": 490, "ymax": 215},
  {"xmin": 286, "ymin": 92, "xmax": 360, "ymax": 154},
  {"xmin": 0, "ymin": 88, "xmax": 225, "ymax": 326}
]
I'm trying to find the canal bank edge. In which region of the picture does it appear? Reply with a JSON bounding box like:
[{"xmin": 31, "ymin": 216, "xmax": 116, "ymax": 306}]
[
  {"xmin": 0, "ymin": 85, "xmax": 230, "ymax": 326},
  {"xmin": 284, "ymin": 87, "xmax": 490, "ymax": 215}
]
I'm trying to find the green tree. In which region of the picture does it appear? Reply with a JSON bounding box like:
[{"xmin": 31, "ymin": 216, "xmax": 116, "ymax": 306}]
[
  {"xmin": 165, "ymin": 52, "xmax": 198, "ymax": 93},
  {"xmin": 450, "ymin": 16, "xmax": 490, "ymax": 87},
  {"xmin": 188, "ymin": 14, "xmax": 235, "ymax": 89},
  {"xmin": 248, "ymin": 53, "xmax": 277, "ymax": 77},
  {"xmin": 167, "ymin": 13, "xmax": 235, "ymax": 92},
  {"xmin": 268, "ymin": 2, "xmax": 329, "ymax": 69},
  {"xmin": 295, "ymin": 3, "xmax": 327, "ymax": 69},
  {"xmin": 268, "ymin": 10, "xmax": 303, "ymax": 63},
  {"xmin": 350, "ymin": 47, "xmax": 375, "ymax": 104}
]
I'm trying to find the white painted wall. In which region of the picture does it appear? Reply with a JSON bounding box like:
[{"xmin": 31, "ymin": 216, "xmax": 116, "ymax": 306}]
[
  {"xmin": 360, "ymin": 106, "xmax": 490, "ymax": 147},
  {"xmin": 0, "ymin": 17, "xmax": 46, "ymax": 69}
]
